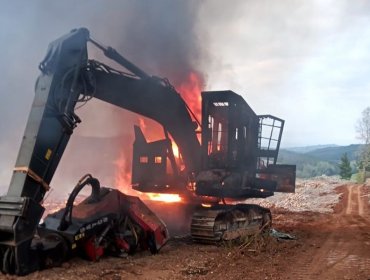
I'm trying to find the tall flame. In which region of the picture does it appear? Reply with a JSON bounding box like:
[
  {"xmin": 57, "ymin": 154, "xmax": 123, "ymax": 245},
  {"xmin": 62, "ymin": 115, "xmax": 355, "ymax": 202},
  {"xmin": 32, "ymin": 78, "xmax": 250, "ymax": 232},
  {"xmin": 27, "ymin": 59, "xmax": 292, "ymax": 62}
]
[
  {"xmin": 114, "ymin": 71, "xmax": 203, "ymax": 204},
  {"xmin": 177, "ymin": 71, "xmax": 203, "ymax": 122}
]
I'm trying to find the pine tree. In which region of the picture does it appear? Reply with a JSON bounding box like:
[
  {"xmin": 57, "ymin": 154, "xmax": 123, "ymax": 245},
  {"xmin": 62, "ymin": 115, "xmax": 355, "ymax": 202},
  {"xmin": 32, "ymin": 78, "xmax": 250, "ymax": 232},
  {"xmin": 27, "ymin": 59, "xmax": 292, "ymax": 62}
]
[{"xmin": 339, "ymin": 153, "xmax": 352, "ymax": 179}]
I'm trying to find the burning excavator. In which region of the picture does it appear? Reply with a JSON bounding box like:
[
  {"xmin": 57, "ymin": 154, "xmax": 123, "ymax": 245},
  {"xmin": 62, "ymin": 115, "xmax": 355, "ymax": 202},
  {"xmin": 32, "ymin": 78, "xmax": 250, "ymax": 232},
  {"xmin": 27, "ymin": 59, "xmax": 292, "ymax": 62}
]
[{"xmin": 0, "ymin": 28, "xmax": 295, "ymax": 275}]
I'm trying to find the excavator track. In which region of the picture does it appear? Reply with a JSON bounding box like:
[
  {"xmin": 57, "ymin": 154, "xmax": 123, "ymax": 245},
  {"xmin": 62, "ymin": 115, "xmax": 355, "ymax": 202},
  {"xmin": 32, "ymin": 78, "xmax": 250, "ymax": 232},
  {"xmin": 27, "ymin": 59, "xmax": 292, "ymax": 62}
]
[{"xmin": 190, "ymin": 204, "xmax": 271, "ymax": 244}]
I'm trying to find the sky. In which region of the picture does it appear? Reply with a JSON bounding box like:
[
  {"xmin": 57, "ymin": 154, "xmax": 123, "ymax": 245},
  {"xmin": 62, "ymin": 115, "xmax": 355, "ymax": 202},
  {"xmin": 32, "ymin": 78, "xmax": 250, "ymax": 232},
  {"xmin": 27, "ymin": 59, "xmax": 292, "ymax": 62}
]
[
  {"xmin": 0, "ymin": 0, "xmax": 369, "ymax": 192},
  {"xmin": 201, "ymin": 0, "xmax": 370, "ymax": 147}
]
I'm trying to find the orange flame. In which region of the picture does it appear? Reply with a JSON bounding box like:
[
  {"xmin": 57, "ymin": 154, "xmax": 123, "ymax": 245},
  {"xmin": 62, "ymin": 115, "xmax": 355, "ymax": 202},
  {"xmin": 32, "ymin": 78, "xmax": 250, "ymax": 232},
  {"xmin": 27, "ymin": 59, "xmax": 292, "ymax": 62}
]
[
  {"xmin": 201, "ymin": 203, "xmax": 212, "ymax": 208},
  {"xmin": 147, "ymin": 193, "xmax": 182, "ymax": 203},
  {"xmin": 138, "ymin": 116, "xmax": 164, "ymax": 142},
  {"xmin": 114, "ymin": 72, "xmax": 203, "ymax": 204},
  {"xmin": 172, "ymin": 141, "xmax": 180, "ymax": 158},
  {"xmin": 177, "ymin": 72, "xmax": 203, "ymax": 123}
]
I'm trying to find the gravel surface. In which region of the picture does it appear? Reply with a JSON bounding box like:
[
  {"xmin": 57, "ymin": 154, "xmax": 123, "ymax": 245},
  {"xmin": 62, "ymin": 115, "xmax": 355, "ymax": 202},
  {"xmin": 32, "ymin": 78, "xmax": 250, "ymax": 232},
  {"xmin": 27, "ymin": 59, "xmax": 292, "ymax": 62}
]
[{"xmin": 247, "ymin": 176, "xmax": 347, "ymax": 213}]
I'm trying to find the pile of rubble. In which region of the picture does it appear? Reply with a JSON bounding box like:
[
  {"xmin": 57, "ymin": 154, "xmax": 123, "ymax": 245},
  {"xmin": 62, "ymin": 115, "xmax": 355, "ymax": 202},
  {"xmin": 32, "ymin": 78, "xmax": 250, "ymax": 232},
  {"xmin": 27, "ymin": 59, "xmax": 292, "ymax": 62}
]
[{"xmin": 248, "ymin": 176, "xmax": 347, "ymax": 213}]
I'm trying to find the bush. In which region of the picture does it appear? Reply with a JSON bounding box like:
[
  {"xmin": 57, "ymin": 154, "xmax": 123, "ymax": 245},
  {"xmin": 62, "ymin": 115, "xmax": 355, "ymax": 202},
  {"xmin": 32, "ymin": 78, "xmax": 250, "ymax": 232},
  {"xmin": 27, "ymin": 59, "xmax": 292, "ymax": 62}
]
[{"xmin": 339, "ymin": 153, "xmax": 352, "ymax": 179}]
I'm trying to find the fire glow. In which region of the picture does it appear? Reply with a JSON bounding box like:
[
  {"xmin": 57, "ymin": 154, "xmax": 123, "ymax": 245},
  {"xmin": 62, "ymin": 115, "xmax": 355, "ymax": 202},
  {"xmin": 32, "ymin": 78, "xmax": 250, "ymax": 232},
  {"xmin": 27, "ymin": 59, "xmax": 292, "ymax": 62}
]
[
  {"xmin": 201, "ymin": 203, "xmax": 212, "ymax": 208},
  {"xmin": 172, "ymin": 141, "xmax": 180, "ymax": 158},
  {"xmin": 146, "ymin": 193, "xmax": 182, "ymax": 203},
  {"xmin": 114, "ymin": 71, "xmax": 204, "ymax": 204},
  {"xmin": 178, "ymin": 72, "xmax": 203, "ymax": 122}
]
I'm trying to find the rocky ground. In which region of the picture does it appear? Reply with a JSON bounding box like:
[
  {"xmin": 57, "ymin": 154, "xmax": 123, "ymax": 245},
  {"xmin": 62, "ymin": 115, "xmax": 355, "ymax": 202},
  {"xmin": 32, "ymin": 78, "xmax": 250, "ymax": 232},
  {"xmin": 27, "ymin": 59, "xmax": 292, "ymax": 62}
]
[{"xmin": 2, "ymin": 177, "xmax": 370, "ymax": 280}]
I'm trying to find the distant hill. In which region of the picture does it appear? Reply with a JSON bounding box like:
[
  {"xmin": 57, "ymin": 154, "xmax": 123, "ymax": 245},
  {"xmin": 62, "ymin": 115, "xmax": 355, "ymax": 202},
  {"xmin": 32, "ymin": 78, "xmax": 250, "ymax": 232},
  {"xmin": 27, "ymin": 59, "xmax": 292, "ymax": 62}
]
[
  {"xmin": 278, "ymin": 149, "xmax": 320, "ymax": 166},
  {"xmin": 285, "ymin": 144, "xmax": 339, "ymax": 154},
  {"xmin": 304, "ymin": 144, "xmax": 362, "ymax": 162},
  {"xmin": 278, "ymin": 144, "xmax": 363, "ymax": 178}
]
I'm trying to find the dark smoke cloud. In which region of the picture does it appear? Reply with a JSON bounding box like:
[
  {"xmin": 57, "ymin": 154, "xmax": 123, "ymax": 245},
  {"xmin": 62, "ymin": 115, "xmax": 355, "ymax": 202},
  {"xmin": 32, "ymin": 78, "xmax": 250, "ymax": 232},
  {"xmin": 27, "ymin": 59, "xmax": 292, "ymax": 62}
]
[
  {"xmin": 0, "ymin": 0, "xmax": 208, "ymax": 195},
  {"xmin": 112, "ymin": 1, "xmax": 207, "ymax": 85}
]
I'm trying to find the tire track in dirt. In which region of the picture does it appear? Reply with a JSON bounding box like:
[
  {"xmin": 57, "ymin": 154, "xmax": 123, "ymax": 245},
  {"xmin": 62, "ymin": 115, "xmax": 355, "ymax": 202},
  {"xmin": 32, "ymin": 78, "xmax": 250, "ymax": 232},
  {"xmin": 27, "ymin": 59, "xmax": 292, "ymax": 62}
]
[
  {"xmin": 345, "ymin": 184, "xmax": 353, "ymax": 215},
  {"xmin": 357, "ymin": 185, "xmax": 364, "ymax": 216},
  {"xmin": 289, "ymin": 184, "xmax": 370, "ymax": 280}
]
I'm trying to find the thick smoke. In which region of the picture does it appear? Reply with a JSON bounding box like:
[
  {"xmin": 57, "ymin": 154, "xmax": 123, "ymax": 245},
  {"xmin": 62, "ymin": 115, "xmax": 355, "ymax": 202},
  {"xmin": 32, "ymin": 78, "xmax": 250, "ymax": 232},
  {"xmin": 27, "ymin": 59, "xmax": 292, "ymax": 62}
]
[
  {"xmin": 0, "ymin": 1, "xmax": 208, "ymax": 200},
  {"xmin": 112, "ymin": 1, "xmax": 207, "ymax": 86}
]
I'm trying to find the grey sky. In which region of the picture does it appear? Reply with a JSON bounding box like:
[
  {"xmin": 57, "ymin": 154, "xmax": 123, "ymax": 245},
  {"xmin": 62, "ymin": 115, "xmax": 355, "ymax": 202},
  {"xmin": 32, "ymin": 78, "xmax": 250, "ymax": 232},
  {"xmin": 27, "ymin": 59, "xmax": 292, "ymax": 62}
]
[
  {"xmin": 0, "ymin": 0, "xmax": 369, "ymax": 191},
  {"xmin": 201, "ymin": 0, "xmax": 370, "ymax": 147}
]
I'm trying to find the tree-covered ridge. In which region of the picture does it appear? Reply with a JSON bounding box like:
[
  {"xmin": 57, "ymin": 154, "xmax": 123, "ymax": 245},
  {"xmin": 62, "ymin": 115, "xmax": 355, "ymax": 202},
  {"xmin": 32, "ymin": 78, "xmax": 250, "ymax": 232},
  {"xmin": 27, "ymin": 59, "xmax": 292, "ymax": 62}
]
[{"xmin": 278, "ymin": 145, "xmax": 361, "ymax": 178}]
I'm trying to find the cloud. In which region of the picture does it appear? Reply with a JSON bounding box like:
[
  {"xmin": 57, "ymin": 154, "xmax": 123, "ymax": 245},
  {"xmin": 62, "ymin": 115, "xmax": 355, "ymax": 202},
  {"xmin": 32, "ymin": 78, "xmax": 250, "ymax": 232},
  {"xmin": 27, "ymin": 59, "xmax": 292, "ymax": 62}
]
[{"xmin": 200, "ymin": 0, "xmax": 370, "ymax": 146}]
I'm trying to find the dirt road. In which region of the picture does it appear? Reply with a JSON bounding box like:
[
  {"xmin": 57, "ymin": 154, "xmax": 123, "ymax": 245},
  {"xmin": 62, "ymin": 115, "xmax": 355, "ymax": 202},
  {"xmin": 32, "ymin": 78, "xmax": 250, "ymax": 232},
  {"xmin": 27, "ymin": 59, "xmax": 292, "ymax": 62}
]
[
  {"xmin": 2, "ymin": 182, "xmax": 370, "ymax": 280},
  {"xmin": 286, "ymin": 184, "xmax": 370, "ymax": 279}
]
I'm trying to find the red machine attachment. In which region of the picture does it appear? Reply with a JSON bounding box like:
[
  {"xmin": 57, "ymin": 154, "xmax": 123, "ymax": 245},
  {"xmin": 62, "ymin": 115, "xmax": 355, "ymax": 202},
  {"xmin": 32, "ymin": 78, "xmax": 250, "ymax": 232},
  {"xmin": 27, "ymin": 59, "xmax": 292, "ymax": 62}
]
[{"xmin": 36, "ymin": 175, "xmax": 169, "ymax": 268}]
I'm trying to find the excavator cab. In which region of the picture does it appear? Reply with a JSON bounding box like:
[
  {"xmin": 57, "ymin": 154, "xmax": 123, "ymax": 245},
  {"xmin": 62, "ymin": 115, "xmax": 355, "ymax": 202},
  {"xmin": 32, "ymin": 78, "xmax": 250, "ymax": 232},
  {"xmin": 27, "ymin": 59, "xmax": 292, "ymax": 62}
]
[
  {"xmin": 195, "ymin": 90, "xmax": 296, "ymax": 199},
  {"xmin": 200, "ymin": 90, "xmax": 259, "ymax": 174}
]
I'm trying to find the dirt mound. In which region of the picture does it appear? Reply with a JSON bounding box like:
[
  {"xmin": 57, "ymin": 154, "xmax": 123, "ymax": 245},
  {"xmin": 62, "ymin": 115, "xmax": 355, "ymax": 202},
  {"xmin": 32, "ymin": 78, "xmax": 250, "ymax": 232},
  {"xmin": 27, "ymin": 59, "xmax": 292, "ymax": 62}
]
[{"xmin": 248, "ymin": 176, "xmax": 346, "ymax": 213}]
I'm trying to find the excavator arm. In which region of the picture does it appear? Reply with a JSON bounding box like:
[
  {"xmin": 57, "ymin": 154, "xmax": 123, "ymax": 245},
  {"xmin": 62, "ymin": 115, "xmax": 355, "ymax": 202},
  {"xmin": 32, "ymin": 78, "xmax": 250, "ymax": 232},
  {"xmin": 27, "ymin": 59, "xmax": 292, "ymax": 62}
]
[
  {"xmin": 0, "ymin": 29, "xmax": 89, "ymax": 275},
  {"xmin": 0, "ymin": 28, "xmax": 200, "ymax": 275}
]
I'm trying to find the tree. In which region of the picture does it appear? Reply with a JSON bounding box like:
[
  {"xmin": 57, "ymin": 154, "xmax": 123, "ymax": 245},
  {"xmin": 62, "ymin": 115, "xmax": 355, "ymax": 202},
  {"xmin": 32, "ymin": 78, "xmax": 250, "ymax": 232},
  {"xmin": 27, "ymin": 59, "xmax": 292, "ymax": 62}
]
[
  {"xmin": 356, "ymin": 107, "xmax": 370, "ymax": 144},
  {"xmin": 356, "ymin": 107, "xmax": 370, "ymax": 181},
  {"xmin": 339, "ymin": 153, "xmax": 352, "ymax": 179}
]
